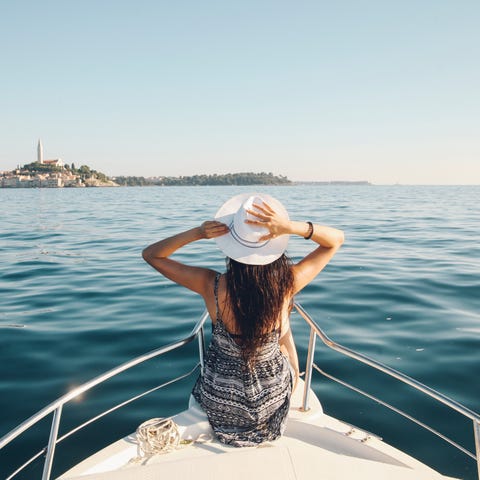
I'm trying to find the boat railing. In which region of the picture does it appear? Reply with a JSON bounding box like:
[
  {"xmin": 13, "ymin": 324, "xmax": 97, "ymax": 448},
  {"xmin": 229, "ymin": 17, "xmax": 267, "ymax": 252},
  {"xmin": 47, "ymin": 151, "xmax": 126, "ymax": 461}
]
[
  {"xmin": 1, "ymin": 305, "xmax": 479, "ymax": 480},
  {"xmin": 294, "ymin": 302, "xmax": 480, "ymax": 480},
  {"xmin": 0, "ymin": 310, "xmax": 210, "ymax": 480}
]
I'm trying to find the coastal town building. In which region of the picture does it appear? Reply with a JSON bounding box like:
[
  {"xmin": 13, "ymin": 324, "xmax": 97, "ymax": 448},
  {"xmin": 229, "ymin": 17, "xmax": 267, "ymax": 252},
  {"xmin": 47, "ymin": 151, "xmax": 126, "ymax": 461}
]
[
  {"xmin": 37, "ymin": 139, "xmax": 64, "ymax": 168},
  {"xmin": 1, "ymin": 140, "xmax": 116, "ymax": 188},
  {"xmin": 0, "ymin": 172, "xmax": 82, "ymax": 188},
  {"xmin": 37, "ymin": 139, "xmax": 43, "ymax": 163}
]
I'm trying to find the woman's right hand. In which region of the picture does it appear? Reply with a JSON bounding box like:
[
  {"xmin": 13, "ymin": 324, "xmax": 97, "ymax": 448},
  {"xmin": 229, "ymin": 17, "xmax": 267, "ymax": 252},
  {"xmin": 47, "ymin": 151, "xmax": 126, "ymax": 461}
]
[{"xmin": 200, "ymin": 221, "xmax": 230, "ymax": 239}]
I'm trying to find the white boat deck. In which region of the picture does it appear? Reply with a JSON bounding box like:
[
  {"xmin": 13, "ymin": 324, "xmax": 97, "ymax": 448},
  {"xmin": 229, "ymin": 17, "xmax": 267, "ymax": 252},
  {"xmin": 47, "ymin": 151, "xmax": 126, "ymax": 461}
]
[{"xmin": 59, "ymin": 380, "xmax": 458, "ymax": 480}]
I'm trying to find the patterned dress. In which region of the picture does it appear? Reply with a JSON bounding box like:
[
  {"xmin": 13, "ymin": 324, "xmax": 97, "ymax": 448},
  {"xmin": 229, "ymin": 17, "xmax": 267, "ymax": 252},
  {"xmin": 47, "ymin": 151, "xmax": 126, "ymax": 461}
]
[{"xmin": 192, "ymin": 273, "xmax": 292, "ymax": 447}]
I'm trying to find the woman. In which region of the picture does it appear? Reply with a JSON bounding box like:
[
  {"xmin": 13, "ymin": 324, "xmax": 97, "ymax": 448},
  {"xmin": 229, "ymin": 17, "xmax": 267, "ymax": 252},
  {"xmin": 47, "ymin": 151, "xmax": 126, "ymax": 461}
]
[{"xmin": 142, "ymin": 193, "xmax": 344, "ymax": 447}]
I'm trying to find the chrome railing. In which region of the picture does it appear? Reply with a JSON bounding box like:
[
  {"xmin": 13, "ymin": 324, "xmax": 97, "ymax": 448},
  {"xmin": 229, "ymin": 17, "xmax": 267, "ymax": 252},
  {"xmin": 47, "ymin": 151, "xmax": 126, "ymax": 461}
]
[
  {"xmin": 0, "ymin": 310, "xmax": 209, "ymax": 480},
  {"xmin": 294, "ymin": 302, "xmax": 480, "ymax": 480},
  {"xmin": 1, "ymin": 305, "xmax": 479, "ymax": 480}
]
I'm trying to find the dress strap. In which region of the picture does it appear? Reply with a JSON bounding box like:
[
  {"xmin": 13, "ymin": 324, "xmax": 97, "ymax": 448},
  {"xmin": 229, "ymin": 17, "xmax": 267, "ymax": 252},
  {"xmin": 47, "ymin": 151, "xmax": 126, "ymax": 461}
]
[{"xmin": 214, "ymin": 273, "xmax": 221, "ymax": 321}]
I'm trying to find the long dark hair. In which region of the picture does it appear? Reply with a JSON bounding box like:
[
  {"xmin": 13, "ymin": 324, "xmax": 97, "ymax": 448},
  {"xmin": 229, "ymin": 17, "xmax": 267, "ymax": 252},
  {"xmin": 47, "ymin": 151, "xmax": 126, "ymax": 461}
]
[{"xmin": 225, "ymin": 254, "xmax": 294, "ymax": 361}]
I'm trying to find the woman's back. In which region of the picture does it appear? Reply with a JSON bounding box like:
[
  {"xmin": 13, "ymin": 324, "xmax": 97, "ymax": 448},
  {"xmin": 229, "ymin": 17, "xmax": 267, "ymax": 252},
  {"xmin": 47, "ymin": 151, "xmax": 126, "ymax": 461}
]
[
  {"xmin": 212, "ymin": 270, "xmax": 291, "ymax": 340},
  {"xmin": 192, "ymin": 273, "xmax": 292, "ymax": 447}
]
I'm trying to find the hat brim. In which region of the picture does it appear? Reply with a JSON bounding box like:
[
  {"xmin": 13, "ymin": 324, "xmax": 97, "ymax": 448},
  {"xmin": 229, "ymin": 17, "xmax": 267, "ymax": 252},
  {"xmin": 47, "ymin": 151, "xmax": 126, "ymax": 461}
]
[{"xmin": 214, "ymin": 193, "xmax": 289, "ymax": 265}]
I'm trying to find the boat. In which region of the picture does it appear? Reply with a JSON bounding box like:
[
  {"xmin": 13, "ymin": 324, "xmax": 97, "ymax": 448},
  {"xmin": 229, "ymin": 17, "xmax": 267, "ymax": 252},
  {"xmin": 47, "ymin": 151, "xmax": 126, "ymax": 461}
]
[{"xmin": 1, "ymin": 303, "xmax": 479, "ymax": 480}]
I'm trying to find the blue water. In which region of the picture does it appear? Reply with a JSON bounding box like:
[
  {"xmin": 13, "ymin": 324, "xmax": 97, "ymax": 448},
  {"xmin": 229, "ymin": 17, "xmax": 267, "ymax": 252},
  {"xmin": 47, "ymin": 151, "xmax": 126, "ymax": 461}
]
[{"xmin": 1, "ymin": 185, "xmax": 479, "ymax": 479}]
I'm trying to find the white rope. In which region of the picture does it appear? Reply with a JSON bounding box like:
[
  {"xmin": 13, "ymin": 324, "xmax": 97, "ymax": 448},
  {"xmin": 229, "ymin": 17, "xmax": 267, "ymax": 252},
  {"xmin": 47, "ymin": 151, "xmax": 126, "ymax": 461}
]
[
  {"xmin": 130, "ymin": 418, "xmax": 180, "ymax": 463},
  {"xmin": 129, "ymin": 416, "xmax": 214, "ymax": 465}
]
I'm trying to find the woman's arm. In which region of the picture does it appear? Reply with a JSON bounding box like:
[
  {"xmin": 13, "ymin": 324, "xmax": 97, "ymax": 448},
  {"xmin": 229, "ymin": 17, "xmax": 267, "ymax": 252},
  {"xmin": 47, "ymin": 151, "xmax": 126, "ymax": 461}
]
[
  {"xmin": 245, "ymin": 202, "xmax": 344, "ymax": 293},
  {"xmin": 279, "ymin": 323, "xmax": 300, "ymax": 392},
  {"xmin": 289, "ymin": 221, "xmax": 344, "ymax": 293},
  {"xmin": 142, "ymin": 221, "xmax": 228, "ymax": 296}
]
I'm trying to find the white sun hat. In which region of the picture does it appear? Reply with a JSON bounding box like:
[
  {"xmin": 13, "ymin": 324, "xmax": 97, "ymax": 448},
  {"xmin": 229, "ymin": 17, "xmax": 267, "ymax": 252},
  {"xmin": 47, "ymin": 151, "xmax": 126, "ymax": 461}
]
[{"xmin": 214, "ymin": 193, "xmax": 290, "ymax": 265}]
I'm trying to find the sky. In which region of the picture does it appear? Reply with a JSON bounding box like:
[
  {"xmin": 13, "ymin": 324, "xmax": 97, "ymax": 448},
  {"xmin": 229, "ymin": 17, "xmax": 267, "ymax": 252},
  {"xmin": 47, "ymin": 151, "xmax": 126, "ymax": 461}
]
[{"xmin": 1, "ymin": 0, "xmax": 479, "ymax": 184}]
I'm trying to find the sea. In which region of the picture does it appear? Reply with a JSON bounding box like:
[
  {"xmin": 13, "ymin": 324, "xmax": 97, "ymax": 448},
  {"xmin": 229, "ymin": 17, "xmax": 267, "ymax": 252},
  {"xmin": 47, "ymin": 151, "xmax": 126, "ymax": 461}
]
[{"xmin": 0, "ymin": 185, "xmax": 479, "ymax": 479}]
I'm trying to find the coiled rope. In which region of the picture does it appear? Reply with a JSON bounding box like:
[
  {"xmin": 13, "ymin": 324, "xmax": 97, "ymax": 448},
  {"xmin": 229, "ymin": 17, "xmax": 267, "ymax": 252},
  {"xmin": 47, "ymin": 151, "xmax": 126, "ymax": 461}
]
[
  {"xmin": 132, "ymin": 418, "xmax": 180, "ymax": 462},
  {"xmin": 129, "ymin": 416, "xmax": 213, "ymax": 465}
]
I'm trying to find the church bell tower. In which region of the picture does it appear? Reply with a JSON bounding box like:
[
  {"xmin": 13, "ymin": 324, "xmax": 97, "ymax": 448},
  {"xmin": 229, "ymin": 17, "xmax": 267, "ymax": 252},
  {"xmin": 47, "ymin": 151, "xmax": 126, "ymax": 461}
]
[{"xmin": 37, "ymin": 139, "xmax": 43, "ymax": 164}]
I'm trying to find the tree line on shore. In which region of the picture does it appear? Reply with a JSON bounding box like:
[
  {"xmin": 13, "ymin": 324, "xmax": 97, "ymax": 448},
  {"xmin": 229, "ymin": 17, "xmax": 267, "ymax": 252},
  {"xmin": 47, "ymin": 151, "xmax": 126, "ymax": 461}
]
[{"xmin": 113, "ymin": 172, "xmax": 292, "ymax": 186}]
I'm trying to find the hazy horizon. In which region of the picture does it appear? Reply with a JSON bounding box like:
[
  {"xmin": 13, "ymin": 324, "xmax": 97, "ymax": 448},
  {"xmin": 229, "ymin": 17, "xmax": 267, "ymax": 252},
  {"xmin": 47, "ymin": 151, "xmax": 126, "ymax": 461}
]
[{"xmin": 3, "ymin": 161, "xmax": 480, "ymax": 186}]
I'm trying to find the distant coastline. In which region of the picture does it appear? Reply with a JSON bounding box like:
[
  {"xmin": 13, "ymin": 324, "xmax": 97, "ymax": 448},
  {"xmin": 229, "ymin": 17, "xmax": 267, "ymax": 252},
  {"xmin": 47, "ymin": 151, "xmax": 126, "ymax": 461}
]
[
  {"xmin": 1, "ymin": 143, "xmax": 371, "ymax": 188},
  {"xmin": 1, "ymin": 164, "xmax": 297, "ymax": 188},
  {"xmin": 1, "ymin": 163, "xmax": 371, "ymax": 188}
]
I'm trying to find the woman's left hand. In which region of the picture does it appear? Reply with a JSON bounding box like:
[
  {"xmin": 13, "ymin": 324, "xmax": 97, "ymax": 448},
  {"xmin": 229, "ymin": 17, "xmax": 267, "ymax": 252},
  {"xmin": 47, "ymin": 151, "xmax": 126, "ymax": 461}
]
[
  {"xmin": 245, "ymin": 201, "xmax": 290, "ymax": 241},
  {"xmin": 200, "ymin": 221, "xmax": 230, "ymax": 239}
]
